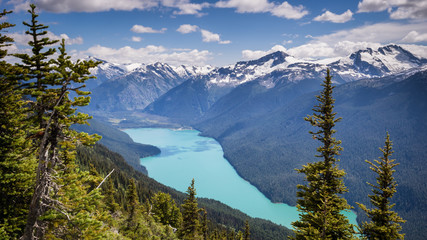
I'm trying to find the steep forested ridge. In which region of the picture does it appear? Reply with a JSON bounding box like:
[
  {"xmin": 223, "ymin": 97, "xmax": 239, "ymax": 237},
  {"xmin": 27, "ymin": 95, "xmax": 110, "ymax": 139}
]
[
  {"xmin": 76, "ymin": 144, "xmax": 293, "ymax": 239},
  {"xmin": 195, "ymin": 69, "xmax": 427, "ymax": 239}
]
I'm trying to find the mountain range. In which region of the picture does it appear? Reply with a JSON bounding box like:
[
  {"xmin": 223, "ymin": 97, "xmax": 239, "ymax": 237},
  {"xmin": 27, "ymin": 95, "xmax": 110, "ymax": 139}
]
[{"xmin": 84, "ymin": 44, "xmax": 427, "ymax": 239}]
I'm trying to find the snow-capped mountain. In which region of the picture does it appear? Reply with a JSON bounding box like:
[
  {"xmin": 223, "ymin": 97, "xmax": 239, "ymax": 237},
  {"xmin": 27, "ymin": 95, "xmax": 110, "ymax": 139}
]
[
  {"xmin": 87, "ymin": 44, "xmax": 427, "ymax": 118},
  {"xmin": 328, "ymin": 45, "xmax": 427, "ymax": 82}
]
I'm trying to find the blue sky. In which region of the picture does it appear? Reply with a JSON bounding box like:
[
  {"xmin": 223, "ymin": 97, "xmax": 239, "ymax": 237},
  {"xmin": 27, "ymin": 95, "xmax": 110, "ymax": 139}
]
[{"xmin": 2, "ymin": 0, "xmax": 427, "ymax": 66}]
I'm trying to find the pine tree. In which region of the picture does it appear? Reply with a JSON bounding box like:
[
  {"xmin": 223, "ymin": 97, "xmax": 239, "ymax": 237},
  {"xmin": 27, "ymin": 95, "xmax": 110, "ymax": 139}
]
[
  {"xmin": 43, "ymin": 161, "xmax": 107, "ymax": 239},
  {"xmin": 15, "ymin": 5, "xmax": 101, "ymax": 238},
  {"xmin": 0, "ymin": 9, "xmax": 37, "ymax": 238},
  {"xmin": 357, "ymin": 133, "xmax": 405, "ymax": 240},
  {"xmin": 180, "ymin": 178, "xmax": 201, "ymax": 240},
  {"xmin": 104, "ymin": 177, "xmax": 120, "ymax": 215},
  {"xmin": 151, "ymin": 192, "xmax": 182, "ymax": 228},
  {"xmin": 291, "ymin": 69, "xmax": 354, "ymax": 239},
  {"xmin": 200, "ymin": 209, "xmax": 208, "ymax": 240},
  {"xmin": 243, "ymin": 220, "xmax": 250, "ymax": 240},
  {"xmin": 125, "ymin": 178, "xmax": 140, "ymax": 230}
]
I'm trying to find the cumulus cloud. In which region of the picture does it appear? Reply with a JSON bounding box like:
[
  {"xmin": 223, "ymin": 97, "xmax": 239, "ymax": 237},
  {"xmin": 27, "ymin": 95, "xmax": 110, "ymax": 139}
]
[
  {"xmin": 8, "ymin": 0, "xmax": 209, "ymax": 15},
  {"xmin": 357, "ymin": 0, "xmax": 427, "ymax": 19},
  {"xmin": 131, "ymin": 36, "xmax": 142, "ymax": 42},
  {"xmin": 200, "ymin": 29, "xmax": 220, "ymax": 42},
  {"xmin": 216, "ymin": 0, "xmax": 308, "ymax": 19},
  {"xmin": 215, "ymin": 0, "xmax": 273, "ymax": 13},
  {"xmin": 400, "ymin": 44, "xmax": 427, "ymax": 58},
  {"xmin": 401, "ymin": 31, "xmax": 427, "ymax": 43},
  {"xmin": 270, "ymin": 1, "xmax": 309, "ymax": 19},
  {"xmin": 131, "ymin": 25, "xmax": 166, "ymax": 34},
  {"xmin": 242, "ymin": 41, "xmax": 388, "ymax": 61},
  {"xmin": 177, "ymin": 24, "xmax": 199, "ymax": 34},
  {"xmin": 172, "ymin": 2, "xmax": 210, "ymax": 16},
  {"xmin": 241, "ymin": 45, "xmax": 287, "ymax": 60},
  {"xmin": 176, "ymin": 24, "xmax": 230, "ymax": 44},
  {"xmin": 313, "ymin": 22, "xmax": 427, "ymax": 45},
  {"xmin": 313, "ymin": 9, "xmax": 353, "ymax": 23},
  {"xmin": 200, "ymin": 29, "xmax": 231, "ymax": 44},
  {"xmin": 82, "ymin": 44, "xmax": 212, "ymax": 66},
  {"xmin": 10, "ymin": 31, "xmax": 83, "ymax": 46},
  {"xmin": 11, "ymin": 0, "xmax": 158, "ymax": 13}
]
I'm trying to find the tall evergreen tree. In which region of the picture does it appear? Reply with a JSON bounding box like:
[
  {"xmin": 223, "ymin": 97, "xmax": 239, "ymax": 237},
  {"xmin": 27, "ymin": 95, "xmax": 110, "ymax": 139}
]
[
  {"xmin": 180, "ymin": 178, "xmax": 201, "ymax": 240},
  {"xmin": 243, "ymin": 220, "xmax": 250, "ymax": 240},
  {"xmin": 14, "ymin": 6, "xmax": 101, "ymax": 238},
  {"xmin": 104, "ymin": 177, "xmax": 120, "ymax": 215},
  {"xmin": 357, "ymin": 133, "xmax": 405, "ymax": 240},
  {"xmin": 200, "ymin": 209, "xmax": 208, "ymax": 240},
  {"xmin": 0, "ymin": 9, "xmax": 37, "ymax": 238},
  {"xmin": 291, "ymin": 69, "xmax": 354, "ymax": 239},
  {"xmin": 151, "ymin": 192, "xmax": 182, "ymax": 229},
  {"xmin": 125, "ymin": 178, "xmax": 140, "ymax": 230}
]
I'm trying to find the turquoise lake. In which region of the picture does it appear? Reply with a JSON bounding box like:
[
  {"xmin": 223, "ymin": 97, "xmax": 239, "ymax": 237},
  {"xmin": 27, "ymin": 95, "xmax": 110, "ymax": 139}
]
[{"xmin": 124, "ymin": 128, "xmax": 358, "ymax": 229}]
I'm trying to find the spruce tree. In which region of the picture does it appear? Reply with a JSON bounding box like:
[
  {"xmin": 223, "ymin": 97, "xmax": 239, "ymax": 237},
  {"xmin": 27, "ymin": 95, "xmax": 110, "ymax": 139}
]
[
  {"xmin": 291, "ymin": 69, "xmax": 354, "ymax": 239},
  {"xmin": 0, "ymin": 9, "xmax": 36, "ymax": 238},
  {"xmin": 15, "ymin": 6, "xmax": 101, "ymax": 238},
  {"xmin": 244, "ymin": 220, "xmax": 250, "ymax": 240},
  {"xmin": 104, "ymin": 177, "xmax": 120, "ymax": 215},
  {"xmin": 200, "ymin": 209, "xmax": 208, "ymax": 240},
  {"xmin": 151, "ymin": 192, "xmax": 182, "ymax": 228},
  {"xmin": 357, "ymin": 133, "xmax": 405, "ymax": 240},
  {"xmin": 125, "ymin": 178, "xmax": 140, "ymax": 230},
  {"xmin": 180, "ymin": 178, "xmax": 201, "ymax": 240}
]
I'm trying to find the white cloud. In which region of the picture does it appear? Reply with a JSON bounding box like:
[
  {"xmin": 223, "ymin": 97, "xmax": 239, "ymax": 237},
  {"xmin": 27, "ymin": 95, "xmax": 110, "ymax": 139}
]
[
  {"xmin": 82, "ymin": 44, "xmax": 212, "ymax": 66},
  {"xmin": 287, "ymin": 42, "xmax": 335, "ymax": 59},
  {"xmin": 200, "ymin": 29, "xmax": 231, "ymax": 44},
  {"xmin": 215, "ymin": 0, "xmax": 308, "ymax": 19},
  {"xmin": 176, "ymin": 24, "xmax": 230, "ymax": 44},
  {"xmin": 131, "ymin": 25, "xmax": 166, "ymax": 34},
  {"xmin": 172, "ymin": 2, "xmax": 210, "ymax": 15},
  {"xmin": 241, "ymin": 41, "xmax": 386, "ymax": 61},
  {"xmin": 10, "ymin": 31, "xmax": 83, "ymax": 46},
  {"xmin": 332, "ymin": 41, "xmax": 382, "ymax": 56},
  {"xmin": 177, "ymin": 24, "xmax": 199, "ymax": 34},
  {"xmin": 241, "ymin": 44, "xmax": 287, "ymax": 60},
  {"xmin": 313, "ymin": 22, "xmax": 427, "ymax": 45},
  {"xmin": 357, "ymin": 0, "xmax": 391, "ymax": 13},
  {"xmin": 131, "ymin": 36, "xmax": 143, "ymax": 42},
  {"xmin": 357, "ymin": 0, "xmax": 427, "ymax": 19},
  {"xmin": 13, "ymin": 0, "xmax": 159, "ymax": 13},
  {"xmin": 201, "ymin": 29, "xmax": 220, "ymax": 42},
  {"xmin": 401, "ymin": 31, "xmax": 427, "ymax": 43},
  {"xmin": 400, "ymin": 44, "xmax": 427, "ymax": 58},
  {"xmin": 313, "ymin": 9, "xmax": 353, "ymax": 23},
  {"xmin": 215, "ymin": 0, "xmax": 273, "ymax": 13},
  {"xmin": 8, "ymin": 0, "xmax": 209, "ymax": 15},
  {"xmin": 270, "ymin": 1, "xmax": 309, "ymax": 19}
]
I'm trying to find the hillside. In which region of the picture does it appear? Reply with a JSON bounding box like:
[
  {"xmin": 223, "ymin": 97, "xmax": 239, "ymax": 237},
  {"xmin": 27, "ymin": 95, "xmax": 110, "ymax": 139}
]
[
  {"xmin": 76, "ymin": 143, "xmax": 293, "ymax": 239},
  {"xmin": 195, "ymin": 69, "xmax": 427, "ymax": 239}
]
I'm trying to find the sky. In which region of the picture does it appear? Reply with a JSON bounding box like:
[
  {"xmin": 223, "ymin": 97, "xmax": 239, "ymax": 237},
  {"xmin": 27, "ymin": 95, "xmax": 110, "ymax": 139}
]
[{"xmin": 1, "ymin": 0, "xmax": 427, "ymax": 67}]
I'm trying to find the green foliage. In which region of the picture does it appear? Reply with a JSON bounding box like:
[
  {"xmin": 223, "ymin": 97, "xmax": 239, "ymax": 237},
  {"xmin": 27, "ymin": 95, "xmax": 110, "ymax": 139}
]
[
  {"xmin": 151, "ymin": 192, "xmax": 182, "ymax": 228},
  {"xmin": 180, "ymin": 179, "xmax": 202, "ymax": 239},
  {"xmin": 43, "ymin": 161, "xmax": 108, "ymax": 239},
  {"xmin": 7, "ymin": 5, "xmax": 102, "ymax": 239},
  {"xmin": 357, "ymin": 133, "xmax": 406, "ymax": 240},
  {"xmin": 244, "ymin": 220, "xmax": 250, "ymax": 240},
  {"xmin": 292, "ymin": 69, "xmax": 355, "ymax": 239},
  {"xmin": 0, "ymin": 9, "xmax": 37, "ymax": 238},
  {"xmin": 104, "ymin": 178, "xmax": 120, "ymax": 215},
  {"xmin": 76, "ymin": 143, "xmax": 292, "ymax": 239}
]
